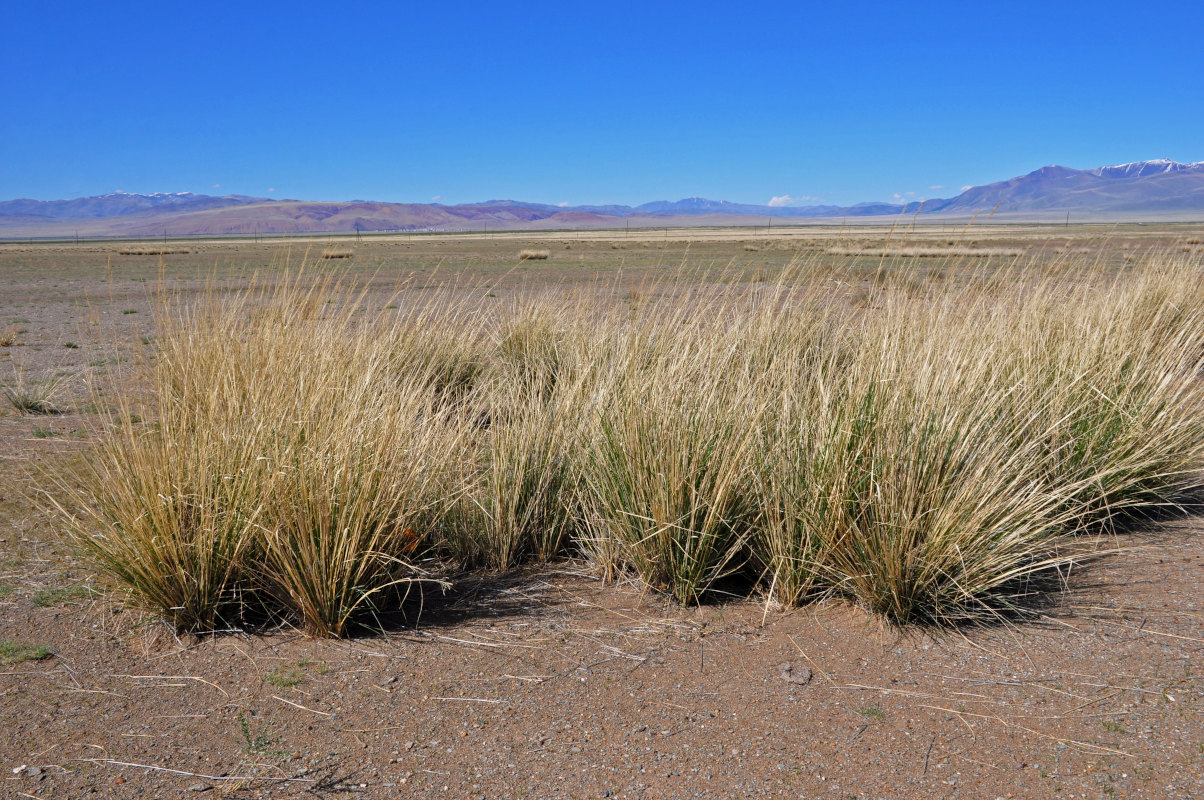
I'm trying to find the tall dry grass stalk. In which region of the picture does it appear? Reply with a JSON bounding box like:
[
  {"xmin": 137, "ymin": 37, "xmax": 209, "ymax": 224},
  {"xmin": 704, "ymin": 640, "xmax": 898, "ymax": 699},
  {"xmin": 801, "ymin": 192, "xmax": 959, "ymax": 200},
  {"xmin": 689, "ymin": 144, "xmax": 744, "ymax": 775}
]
[{"xmin": 54, "ymin": 249, "xmax": 1204, "ymax": 634}]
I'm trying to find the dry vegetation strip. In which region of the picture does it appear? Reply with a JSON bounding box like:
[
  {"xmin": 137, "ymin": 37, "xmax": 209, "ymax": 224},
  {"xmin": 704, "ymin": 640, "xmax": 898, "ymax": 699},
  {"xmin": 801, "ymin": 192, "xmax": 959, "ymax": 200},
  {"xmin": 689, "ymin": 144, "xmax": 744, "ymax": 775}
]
[
  {"xmin": 48, "ymin": 250, "xmax": 1204, "ymax": 636},
  {"xmin": 824, "ymin": 246, "xmax": 1023, "ymax": 257},
  {"xmin": 115, "ymin": 247, "xmax": 191, "ymax": 255}
]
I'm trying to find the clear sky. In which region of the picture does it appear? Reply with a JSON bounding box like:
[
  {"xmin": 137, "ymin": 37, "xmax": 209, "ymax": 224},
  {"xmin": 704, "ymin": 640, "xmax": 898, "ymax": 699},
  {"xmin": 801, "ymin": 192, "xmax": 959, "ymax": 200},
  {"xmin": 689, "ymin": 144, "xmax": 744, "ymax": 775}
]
[{"xmin": 3, "ymin": 1, "xmax": 1202, "ymax": 207}]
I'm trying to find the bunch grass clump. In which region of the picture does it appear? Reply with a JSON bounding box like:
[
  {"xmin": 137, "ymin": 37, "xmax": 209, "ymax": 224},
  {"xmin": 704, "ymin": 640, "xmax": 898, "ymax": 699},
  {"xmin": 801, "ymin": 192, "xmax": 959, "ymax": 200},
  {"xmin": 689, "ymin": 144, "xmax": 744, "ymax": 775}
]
[
  {"xmin": 54, "ymin": 249, "xmax": 1204, "ymax": 634},
  {"xmin": 446, "ymin": 307, "xmax": 586, "ymax": 569},
  {"xmin": 56, "ymin": 276, "xmax": 463, "ymax": 635},
  {"xmin": 4, "ymin": 369, "xmax": 65, "ymax": 415},
  {"xmin": 577, "ymin": 297, "xmax": 765, "ymax": 603}
]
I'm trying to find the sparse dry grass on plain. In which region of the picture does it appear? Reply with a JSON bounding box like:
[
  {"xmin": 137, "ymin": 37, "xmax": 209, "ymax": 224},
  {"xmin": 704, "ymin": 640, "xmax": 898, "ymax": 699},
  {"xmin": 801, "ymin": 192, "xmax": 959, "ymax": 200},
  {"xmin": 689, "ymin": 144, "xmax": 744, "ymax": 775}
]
[
  {"xmin": 5, "ymin": 228, "xmax": 1204, "ymax": 798},
  {"xmin": 824, "ymin": 246, "xmax": 1023, "ymax": 257}
]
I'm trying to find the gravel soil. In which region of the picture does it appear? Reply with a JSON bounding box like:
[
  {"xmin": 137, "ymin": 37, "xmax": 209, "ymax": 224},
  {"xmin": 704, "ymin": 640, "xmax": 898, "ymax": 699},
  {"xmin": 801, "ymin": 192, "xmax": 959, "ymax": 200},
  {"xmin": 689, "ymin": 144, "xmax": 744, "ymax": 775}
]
[{"xmin": 2, "ymin": 545, "xmax": 1202, "ymax": 799}]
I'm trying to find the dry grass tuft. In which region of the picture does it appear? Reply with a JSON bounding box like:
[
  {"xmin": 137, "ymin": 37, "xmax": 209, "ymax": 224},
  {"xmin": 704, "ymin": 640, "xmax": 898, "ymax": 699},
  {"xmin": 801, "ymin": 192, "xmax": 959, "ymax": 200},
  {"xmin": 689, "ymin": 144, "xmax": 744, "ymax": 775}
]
[
  {"xmin": 4, "ymin": 369, "xmax": 65, "ymax": 415},
  {"xmin": 320, "ymin": 248, "xmax": 355, "ymax": 259},
  {"xmin": 518, "ymin": 249, "xmax": 550, "ymax": 261}
]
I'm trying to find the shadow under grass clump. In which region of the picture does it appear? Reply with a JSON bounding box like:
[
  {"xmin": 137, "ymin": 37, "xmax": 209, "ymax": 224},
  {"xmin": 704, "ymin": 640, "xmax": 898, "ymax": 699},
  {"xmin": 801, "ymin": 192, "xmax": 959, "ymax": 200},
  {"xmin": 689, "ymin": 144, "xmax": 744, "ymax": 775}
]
[
  {"xmin": 898, "ymin": 557, "xmax": 1089, "ymax": 630},
  {"xmin": 345, "ymin": 568, "xmax": 543, "ymax": 635}
]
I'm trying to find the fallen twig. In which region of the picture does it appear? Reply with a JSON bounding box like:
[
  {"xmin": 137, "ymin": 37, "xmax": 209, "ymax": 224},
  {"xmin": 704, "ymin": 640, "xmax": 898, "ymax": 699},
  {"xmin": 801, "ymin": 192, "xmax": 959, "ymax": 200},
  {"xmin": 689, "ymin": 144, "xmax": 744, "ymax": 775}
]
[
  {"xmin": 272, "ymin": 695, "xmax": 333, "ymax": 716},
  {"xmin": 111, "ymin": 674, "xmax": 228, "ymax": 696},
  {"xmin": 82, "ymin": 759, "xmax": 315, "ymax": 783}
]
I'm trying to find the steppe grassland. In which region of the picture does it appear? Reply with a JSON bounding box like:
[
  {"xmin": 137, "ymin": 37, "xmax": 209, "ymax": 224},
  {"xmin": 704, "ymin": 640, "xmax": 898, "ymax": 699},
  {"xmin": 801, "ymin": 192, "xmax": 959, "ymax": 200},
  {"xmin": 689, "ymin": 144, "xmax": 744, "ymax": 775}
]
[{"xmin": 29, "ymin": 227, "xmax": 1204, "ymax": 636}]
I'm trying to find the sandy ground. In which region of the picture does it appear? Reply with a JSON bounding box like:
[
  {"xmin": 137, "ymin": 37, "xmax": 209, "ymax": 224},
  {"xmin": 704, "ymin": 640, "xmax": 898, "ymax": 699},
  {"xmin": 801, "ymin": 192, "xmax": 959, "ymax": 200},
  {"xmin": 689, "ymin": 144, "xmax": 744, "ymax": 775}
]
[{"xmin": 1, "ymin": 232, "xmax": 1202, "ymax": 799}]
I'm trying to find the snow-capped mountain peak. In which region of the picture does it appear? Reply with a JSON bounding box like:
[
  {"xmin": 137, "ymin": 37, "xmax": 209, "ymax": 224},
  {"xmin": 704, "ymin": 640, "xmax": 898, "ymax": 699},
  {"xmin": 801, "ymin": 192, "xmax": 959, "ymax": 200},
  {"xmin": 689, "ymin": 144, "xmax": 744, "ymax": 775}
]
[
  {"xmin": 1089, "ymin": 159, "xmax": 1204, "ymax": 178},
  {"xmin": 101, "ymin": 191, "xmax": 198, "ymax": 199}
]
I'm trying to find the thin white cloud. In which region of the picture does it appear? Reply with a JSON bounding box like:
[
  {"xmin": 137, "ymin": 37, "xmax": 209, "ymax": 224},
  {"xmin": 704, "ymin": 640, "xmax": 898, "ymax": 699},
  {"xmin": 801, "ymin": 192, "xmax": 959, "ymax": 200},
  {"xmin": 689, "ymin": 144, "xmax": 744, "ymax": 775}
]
[
  {"xmin": 928, "ymin": 185, "xmax": 944, "ymax": 190},
  {"xmin": 267, "ymin": 187, "xmax": 276, "ymax": 193},
  {"xmin": 557, "ymin": 202, "xmax": 569, "ymax": 207},
  {"xmin": 768, "ymin": 194, "xmax": 823, "ymax": 207},
  {"xmin": 211, "ymin": 183, "xmax": 222, "ymax": 189},
  {"xmin": 431, "ymin": 195, "xmax": 443, "ymax": 202},
  {"xmin": 961, "ymin": 185, "xmax": 973, "ymax": 192},
  {"xmin": 892, "ymin": 193, "xmax": 904, "ymax": 201}
]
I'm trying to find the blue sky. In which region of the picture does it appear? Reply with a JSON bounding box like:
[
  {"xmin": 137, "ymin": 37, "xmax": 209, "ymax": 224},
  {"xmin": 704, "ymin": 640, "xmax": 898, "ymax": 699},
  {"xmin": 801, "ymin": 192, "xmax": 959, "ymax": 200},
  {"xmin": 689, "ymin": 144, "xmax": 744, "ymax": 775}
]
[{"xmin": 3, "ymin": 1, "xmax": 1202, "ymax": 206}]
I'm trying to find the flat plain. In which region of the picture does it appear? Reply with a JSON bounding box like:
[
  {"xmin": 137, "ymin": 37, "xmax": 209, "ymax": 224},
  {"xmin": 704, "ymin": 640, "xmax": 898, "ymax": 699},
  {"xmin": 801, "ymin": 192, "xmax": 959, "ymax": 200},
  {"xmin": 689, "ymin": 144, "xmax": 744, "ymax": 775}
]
[{"xmin": 2, "ymin": 224, "xmax": 1204, "ymax": 799}]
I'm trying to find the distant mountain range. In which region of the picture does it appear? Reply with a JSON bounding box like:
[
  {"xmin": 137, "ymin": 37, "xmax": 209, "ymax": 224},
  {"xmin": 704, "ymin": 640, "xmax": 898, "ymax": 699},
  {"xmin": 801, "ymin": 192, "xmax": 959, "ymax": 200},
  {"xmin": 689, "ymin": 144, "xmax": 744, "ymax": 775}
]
[
  {"xmin": 0, "ymin": 191, "xmax": 265, "ymax": 219},
  {"xmin": 914, "ymin": 159, "xmax": 1204, "ymax": 215},
  {"xmin": 4, "ymin": 159, "xmax": 1204, "ymax": 237}
]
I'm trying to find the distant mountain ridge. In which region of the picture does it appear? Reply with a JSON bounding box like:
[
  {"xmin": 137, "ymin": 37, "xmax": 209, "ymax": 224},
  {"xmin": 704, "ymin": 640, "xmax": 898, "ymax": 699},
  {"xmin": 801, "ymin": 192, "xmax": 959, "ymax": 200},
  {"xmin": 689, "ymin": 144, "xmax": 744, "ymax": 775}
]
[
  {"xmin": 4, "ymin": 159, "xmax": 1204, "ymax": 236},
  {"xmin": 913, "ymin": 159, "xmax": 1204, "ymax": 215},
  {"xmin": 1089, "ymin": 158, "xmax": 1204, "ymax": 178},
  {"xmin": 0, "ymin": 191, "xmax": 267, "ymax": 220}
]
